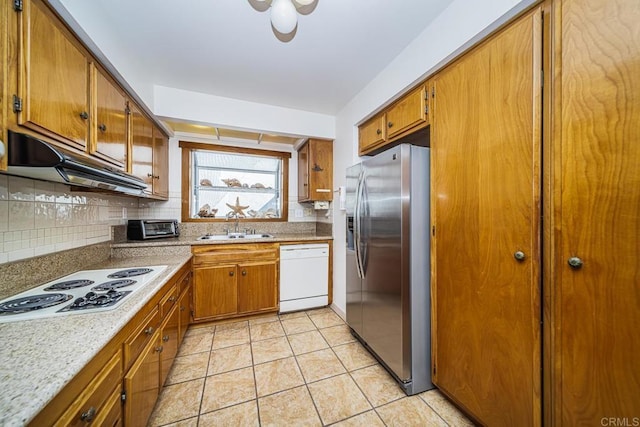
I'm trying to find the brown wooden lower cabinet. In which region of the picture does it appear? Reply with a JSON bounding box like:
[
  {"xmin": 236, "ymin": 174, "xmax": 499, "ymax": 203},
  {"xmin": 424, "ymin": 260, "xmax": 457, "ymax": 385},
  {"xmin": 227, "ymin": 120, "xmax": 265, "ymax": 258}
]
[
  {"xmin": 237, "ymin": 261, "xmax": 278, "ymax": 314},
  {"xmin": 160, "ymin": 304, "xmax": 180, "ymax": 386},
  {"xmin": 124, "ymin": 329, "xmax": 161, "ymax": 427}
]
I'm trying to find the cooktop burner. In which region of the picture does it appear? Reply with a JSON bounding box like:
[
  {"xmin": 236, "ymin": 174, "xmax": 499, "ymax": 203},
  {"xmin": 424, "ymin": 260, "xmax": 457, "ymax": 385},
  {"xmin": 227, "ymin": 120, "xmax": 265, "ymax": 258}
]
[
  {"xmin": 0, "ymin": 293, "xmax": 73, "ymax": 315},
  {"xmin": 92, "ymin": 279, "xmax": 136, "ymax": 291},
  {"xmin": 108, "ymin": 268, "xmax": 153, "ymax": 278},
  {"xmin": 0, "ymin": 265, "xmax": 167, "ymax": 323},
  {"xmin": 44, "ymin": 279, "xmax": 95, "ymax": 291}
]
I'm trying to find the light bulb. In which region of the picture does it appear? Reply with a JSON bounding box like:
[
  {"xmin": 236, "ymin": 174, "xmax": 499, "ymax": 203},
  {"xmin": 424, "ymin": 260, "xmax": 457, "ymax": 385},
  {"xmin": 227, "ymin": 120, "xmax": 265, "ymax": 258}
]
[{"xmin": 270, "ymin": 0, "xmax": 297, "ymax": 34}]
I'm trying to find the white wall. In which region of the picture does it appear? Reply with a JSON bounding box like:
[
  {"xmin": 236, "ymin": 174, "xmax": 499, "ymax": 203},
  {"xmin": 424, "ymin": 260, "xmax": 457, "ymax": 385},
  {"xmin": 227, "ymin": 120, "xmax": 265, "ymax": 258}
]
[
  {"xmin": 154, "ymin": 86, "xmax": 336, "ymax": 140},
  {"xmin": 330, "ymin": 0, "xmax": 529, "ymax": 316}
]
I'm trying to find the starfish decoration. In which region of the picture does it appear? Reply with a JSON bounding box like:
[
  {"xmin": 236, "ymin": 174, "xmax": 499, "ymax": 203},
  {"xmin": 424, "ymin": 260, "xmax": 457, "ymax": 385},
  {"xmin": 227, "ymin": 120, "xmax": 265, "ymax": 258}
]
[{"xmin": 226, "ymin": 197, "xmax": 249, "ymax": 218}]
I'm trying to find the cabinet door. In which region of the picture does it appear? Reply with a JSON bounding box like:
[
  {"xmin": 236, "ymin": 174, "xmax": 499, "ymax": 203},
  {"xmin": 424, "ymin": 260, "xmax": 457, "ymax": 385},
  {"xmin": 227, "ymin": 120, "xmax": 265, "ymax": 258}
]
[
  {"xmin": 159, "ymin": 304, "xmax": 179, "ymax": 386},
  {"xmin": 308, "ymin": 139, "xmax": 333, "ymax": 201},
  {"xmin": 237, "ymin": 261, "xmax": 278, "ymax": 314},
  {"xmin": 358, "ymin": 113, "xmax": 386, "ymax": 155},
  {"xmin": 19, "ymin": 0, "xmax": 89, "ymax": 149},
  {"xmin": 193, "ymin": 265, "xmax": 237, "ymax": 320},
  {"xmin": 124, "ymin": 330, "xmax": 161, "ymax": 427},
  {"xmin": 178, "ymin": 283, "xmax": 192, "ymax": 344},
  {"xmin": 432, "ymin": 7, "xmax": 541, "ymax": 426},
  {"xmin": 385, "ymin": 85, "xmax": 427, "ymax": 140},
  {"xmin": 129, "ymin": 102, "xmax": 154, "ymax": 194},
  {"xmin": 297, "ymin": 142, "xmax": 309, "ymax": 201},
  {"xmin": 152, "ymin": 125, "xmax": 169, "ymax": 199},
  {"xmin": 92, "ymin": 67, "xmax": 127, "ymax": 168},
  {"xmin": 552, "ymin": 0, "xmax": 640, "ymax": 423}
]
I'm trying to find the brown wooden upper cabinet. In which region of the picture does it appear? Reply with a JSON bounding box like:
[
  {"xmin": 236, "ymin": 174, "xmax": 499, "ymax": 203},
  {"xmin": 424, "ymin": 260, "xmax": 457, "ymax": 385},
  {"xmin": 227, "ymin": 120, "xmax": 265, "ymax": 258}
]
[
  {"xmin": 358, "ymin": 83, "xmax": 430, "ymax": 155},
  {"xmin": 91, "ymin": 66, "xmax": 127, "ymax": 169},
  {"xmin": 297, "ymin": 138, "xmax": 333, "ymax": 202},
  {"xmin": 16, "ymin": 0, "xmax": 90, "ymax": 151}
]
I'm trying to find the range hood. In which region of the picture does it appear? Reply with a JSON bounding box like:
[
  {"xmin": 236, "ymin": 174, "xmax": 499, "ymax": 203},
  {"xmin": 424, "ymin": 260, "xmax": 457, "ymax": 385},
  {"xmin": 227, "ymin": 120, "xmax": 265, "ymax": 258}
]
[{"xmin": 5, "ymin": 131, "xmax": 147, "ymax": 196}]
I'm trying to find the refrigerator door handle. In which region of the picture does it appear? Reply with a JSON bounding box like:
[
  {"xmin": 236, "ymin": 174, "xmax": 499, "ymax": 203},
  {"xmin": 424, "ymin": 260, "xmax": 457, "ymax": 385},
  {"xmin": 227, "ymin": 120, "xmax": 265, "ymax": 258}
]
[{"xmin": 354, "ymin": 171, "xmax": 365, "ymax": 279}]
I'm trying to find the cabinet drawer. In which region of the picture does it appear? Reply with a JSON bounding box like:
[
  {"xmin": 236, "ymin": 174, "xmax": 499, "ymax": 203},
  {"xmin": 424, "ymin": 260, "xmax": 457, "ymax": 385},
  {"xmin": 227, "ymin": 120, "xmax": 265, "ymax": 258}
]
[
  {"xmin": 91, "ymin": 387, "xmax": 122, "ymax": 427},
  {"xmin": 193, "ymin": 245, "xmax": 278, "ymax": 266},
  {"xmin": 160, "ymin": 285, "xmax": 178, "ymax": 318},
  {"xmin": 124, "ymin": 307, "xmax": 160, "ymax": 367},
  {"xmin": 55, "ymin": 350, "xmax": 122, "ymax": 427}
]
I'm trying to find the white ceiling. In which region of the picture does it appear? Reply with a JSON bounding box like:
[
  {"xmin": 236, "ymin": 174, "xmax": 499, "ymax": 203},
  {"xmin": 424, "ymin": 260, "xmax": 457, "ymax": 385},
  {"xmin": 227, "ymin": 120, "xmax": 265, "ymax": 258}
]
[{"xmin": 60, "ymin": 0, "xmax": 454, "ymax": 115}]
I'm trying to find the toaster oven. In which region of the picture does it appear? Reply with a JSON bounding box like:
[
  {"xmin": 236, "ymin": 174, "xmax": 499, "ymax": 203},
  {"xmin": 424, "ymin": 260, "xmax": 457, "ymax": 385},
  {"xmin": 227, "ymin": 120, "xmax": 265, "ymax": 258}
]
[{"xmin": 127, "ymin": 219, "xmax": 180, "ymax": 240}]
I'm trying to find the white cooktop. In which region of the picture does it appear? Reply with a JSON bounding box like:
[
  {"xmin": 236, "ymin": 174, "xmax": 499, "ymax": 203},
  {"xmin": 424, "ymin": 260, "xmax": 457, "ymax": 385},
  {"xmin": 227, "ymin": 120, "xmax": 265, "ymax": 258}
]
[{"xmin": 0, "ymin": 265, "xmax": 167, "ymax": 323}]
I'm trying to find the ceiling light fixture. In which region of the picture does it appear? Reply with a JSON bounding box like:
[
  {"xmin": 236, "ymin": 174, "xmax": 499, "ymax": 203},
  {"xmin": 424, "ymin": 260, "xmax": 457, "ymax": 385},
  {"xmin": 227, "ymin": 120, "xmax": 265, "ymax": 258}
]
[{"xmin": 251, "ymin": 0, "xmax": 318, "ymax": 40}]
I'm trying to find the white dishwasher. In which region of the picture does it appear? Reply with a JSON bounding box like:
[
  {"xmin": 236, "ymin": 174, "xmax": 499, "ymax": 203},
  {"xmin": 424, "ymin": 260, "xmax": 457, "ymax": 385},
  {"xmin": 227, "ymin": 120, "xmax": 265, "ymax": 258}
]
[{"xmin": 279, "ymin": 243, "xmax": 329, "ymax": 313}]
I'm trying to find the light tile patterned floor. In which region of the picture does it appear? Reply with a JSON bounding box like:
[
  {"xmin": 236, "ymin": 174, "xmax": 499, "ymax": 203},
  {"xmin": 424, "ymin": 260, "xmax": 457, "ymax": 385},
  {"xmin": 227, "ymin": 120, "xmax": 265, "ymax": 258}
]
[{"xmin": 149, "ymin": 307, "xmax": 473, "ymax": 426}]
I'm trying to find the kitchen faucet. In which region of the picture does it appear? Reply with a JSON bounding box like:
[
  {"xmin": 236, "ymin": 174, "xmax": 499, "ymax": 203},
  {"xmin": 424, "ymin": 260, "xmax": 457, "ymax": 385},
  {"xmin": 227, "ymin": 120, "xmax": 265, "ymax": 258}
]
[{"xmin": 226, "ymin": 212, "xmax": 241, "ymax": 234}]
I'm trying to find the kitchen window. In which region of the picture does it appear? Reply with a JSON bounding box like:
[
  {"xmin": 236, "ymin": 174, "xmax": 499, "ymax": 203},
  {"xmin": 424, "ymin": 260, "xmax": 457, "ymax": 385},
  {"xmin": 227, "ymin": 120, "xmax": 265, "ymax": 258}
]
[{"xmin": 179, "ymin": 141, "xmax": 290, "ymax": 222}]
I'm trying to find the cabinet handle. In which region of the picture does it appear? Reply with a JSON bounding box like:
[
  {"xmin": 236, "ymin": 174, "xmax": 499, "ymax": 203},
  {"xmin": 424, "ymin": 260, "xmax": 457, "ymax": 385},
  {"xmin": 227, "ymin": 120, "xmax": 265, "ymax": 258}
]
[
  {"xmin": 147, "ymin": 173, "xmax": 154, "ymax": 178},
  {"xmin": 242, "ymin": 270, "xmax": 247, "ymax": 276},
  {"xmin": 387, "ymin": 121, "xmax": 394, "ymax": 128},
  {"xmin": 568, "ymin": 257, "xmax": 583, "ymax": 269},
  {"xmin": 155, "ymin": 346, "xmax": 164, "ymax": 353},
  {"xmin": 229, "ymin": 271, "xmax": 235, "ymax": 277},
  {"xmin": 80, "ymin": 406, "xmax": 96, "ymax": 422},
  {"xmin": 79, "ymin": 111, "xmax": 89, "ymax": 120},
  {"xmin": 514, "ymin": 251, "xmax": 525, "ymax": 261},
  {"xmin": 376, "ymin": 129, "xmax": 382, "ymax": 135},
  {"xmin": 144, "ymin": 326, "xmax": 154, "ymax": 335},
  {"xmin": 98, "ymin": 124, "xmax": 107, "ymax": 132},
  {"xmin": 163, "ymin": 335, "xmax": 170, "ymax": 342},
  {"xmin": 180, "ymin": 306, "xmax": 185, "ymax": 312},
  {"xmin": 155, "ymin": 175, "xmax": 160, "ymax": 179},
  {"xmin": 169, "ymin": 296, "xmax": 176, "ymax": 302}
]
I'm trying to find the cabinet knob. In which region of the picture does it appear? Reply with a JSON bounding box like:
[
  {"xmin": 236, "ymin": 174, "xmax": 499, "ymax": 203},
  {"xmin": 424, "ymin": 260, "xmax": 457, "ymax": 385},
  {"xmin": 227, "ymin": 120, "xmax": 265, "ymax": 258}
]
[
  {"xmin": 80, "ymin": 406, "xmax": 96, "ymax": 422},
  {"xmin": 376, "ymin": 129, "xmax": 382, "ymax": 135},
  {"xmin": 162, "ymin": 335, "xmax": 170, "ymax": 342},
  {"xmin": 147, "ymin": 173, "xmax": 154, "ymax": 178},
  {"xmin": 568, "ymin": 257, "xmax": 583, "ymax": 269},
  {"xmin": 79, "ymin": 111, "xmax": 89, "ymax": 120},
  {"xmin": 98, "ymin": 124, "xmax": 107, "ymax": 132},
  {"xmin": 155, "ymin": 346, "xmax": 164, "ymax": 353},
  {"xmin": 242, "ymin": 270, "xmax": 247, "ymax": 276},
  {"xmin": 169, "ymin": 296, "xmax": 176, "ymax": 302},
  {"xmin": 387, "ymin": 121, "xmax": 394, "ymax": 128},
  {"xmin": 144, "ymin": 326, "xmax": 154, "ymax": 335},
  {"xmin": 229, "ymin": 271, "xmax": 235, "ymax": 277},
  {"xmin": 514, "ymin": 251, "xmax": 526, "ymax": 261},
  {"xmin": 180, "ymin": 306, "xmax": 186, "ymax": 312}
]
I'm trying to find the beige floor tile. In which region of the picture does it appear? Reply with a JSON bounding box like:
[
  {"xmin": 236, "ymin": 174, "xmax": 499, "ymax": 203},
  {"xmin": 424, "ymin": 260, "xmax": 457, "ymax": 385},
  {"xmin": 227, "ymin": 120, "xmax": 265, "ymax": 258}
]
[
  {"xmin": 212, "ymin": 326, "xmax": 250, "ymax": 349},
  {"xmin": 420, "ymin": 389, "xmax": 474, "ymax": 426},
  {"xmin": 332, "ymin": 410, "xmax": 386, "ymax": 427},
  {"xmin": 333, "ymin": 342, "xmax": 377, "ymax": 371},
  {"xmin": 201, "ymin": 366, "xmax": 256, "ymax": 413},
  {"xmin": 258, "ymin": 386, "xmax": 322, "ymax": 427},
  {"xmin": 248, "ymin": 314, "xmax": 280, "ymax": 326},
  {"xmin": 254, "ymin": 356, "xmax": 305, "ymax": 397},
  {"xmin": 251, "ymin": 336, "xmax": 293, "ymax": 364},
  {"xmin": 351, "ymin": 364, "xmax": 405, "ymax": 407},
  {"xmin": 148, "ymin": 378, "xmax": 204, "ymax": 426},
  {"xmin": 288, "ymin": 330, "xmax": 329, "ymax": 355},
  {"xmin": 250, "ymin": 321, "xmax": 285, "ymax": 341},
  {"xmin": 308, "ymin": 311, "xmax": 344, "ymax": 329},
  {"xmin": 377, "ymin": 396, "xmax": 447, "ymax": 427},
  {"xmin": 199, "ymin": 400, "xmax": 259, "ymax": 427},
  {"xmin": 296, "ymin": 348, "xmax": 346, "ymax": 383},
  {"xmin": 178, "ymin": 332, "xmax": 213, "ymax": 356},
  {"xmin": 208, "ymin": 343, "xmax": 253, "ymax": 375},
  {"xmin": 307, "ymin": 374, "xmax": 371, "ymax": 425},
  {"xmin": 214, "ymin": 320, "xmax": 248, "ymax": 331},
  {"xmin": 305, "ymin": 306, "xmax": 334, "ymax": 316},
  {"xmin": 319, "ymin": 325, "xmax": 356, "ymax": 347},
  {"xmin": 160, "ymin": 417, "xmax": 199, "ymax": 427},
  {"xmin": 166, "ymin": 351, "xmax": 210, "ymax": 385},
  {"xmin": 185, "ymin": 324, "xmax": 215, "ymax": 337},
  {"xmin": 281, "ymin": 316, "xmax": 317, "ymax": 335},
  {"xmin": 278, "ymin": 310, "xmax": 308, "ymax": 320}
]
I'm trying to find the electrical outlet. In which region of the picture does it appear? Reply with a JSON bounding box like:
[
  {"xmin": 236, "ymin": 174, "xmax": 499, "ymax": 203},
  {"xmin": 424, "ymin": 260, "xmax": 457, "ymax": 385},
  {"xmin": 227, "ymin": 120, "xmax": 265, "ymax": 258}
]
[
  {"xmin": 295, "ymin": 209, "xmax": 303, "ymax": 218},
  {"xmin": 303, "ymin": 208, "xmax": 313, "ymax": 217}
]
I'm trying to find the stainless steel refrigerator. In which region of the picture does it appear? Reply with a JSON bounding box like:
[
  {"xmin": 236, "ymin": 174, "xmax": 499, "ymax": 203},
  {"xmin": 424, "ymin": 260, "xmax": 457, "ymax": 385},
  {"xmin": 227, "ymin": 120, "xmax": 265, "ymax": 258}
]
[{"xmin": 346, "ymin": 143, "xmax": 433, "ymax": 395}]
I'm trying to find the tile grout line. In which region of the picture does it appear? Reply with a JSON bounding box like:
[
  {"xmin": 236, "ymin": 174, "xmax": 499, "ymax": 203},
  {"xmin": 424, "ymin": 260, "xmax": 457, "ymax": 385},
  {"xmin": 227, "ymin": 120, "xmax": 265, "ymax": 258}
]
[{"xmin": 248, "ymin": 319, "xmax": 263, "ymax": 426}]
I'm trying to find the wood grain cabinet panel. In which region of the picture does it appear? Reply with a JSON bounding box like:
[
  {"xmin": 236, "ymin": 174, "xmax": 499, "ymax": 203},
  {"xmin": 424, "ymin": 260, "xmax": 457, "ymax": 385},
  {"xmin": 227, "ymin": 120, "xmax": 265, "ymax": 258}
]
[
  {"xmin": 159, "ymin": 304, "xmax": 179, "ymax": 386},
  {"xmin": 92, "ymin": 66, "xmax": 127, "ymax": 168},
  {"xmin": 129, "ymin": 102, "xmax": 154, "ymax": 193},
  {"xmin": 237, "ymin": 261, "xmax": 278, "ymax": 314},
  {"xmin": 385, "ymin": 84, "xmax": 427, "ymax": 140},
  {"xmin": 193, "ymin": 264, "xmax": 238, "ymax": 320},
  {"xmin": 18, "ymin": 0, "xmax": 90, "ymax": 149},
  {"xmin": 431, "ymin": 7, "xmax": 542, "ymax": 426},
  {"xmin": 124, "ymin": 330, "xmax": 161, "ymax": 427},
  {"xmin": 297, "ymin": 138, "xmax": 333, "ymax": 202},
  {"xmin": 358, "ymin": 113, "xmax": 386, "ymax": 154},
  {"xmin": 152, "ymin": 125, "xmax": 169, "ymax": 199},
  {"xmin": 178, "ymin": 279, "xmax": 192, "ymax": 344}
]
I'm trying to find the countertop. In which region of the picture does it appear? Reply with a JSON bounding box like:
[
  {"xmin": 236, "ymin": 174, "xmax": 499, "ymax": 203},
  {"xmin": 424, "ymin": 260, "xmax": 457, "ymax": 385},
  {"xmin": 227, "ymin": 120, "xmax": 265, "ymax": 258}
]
[
  {"xmin": 111, "ymin": 233, "xmax": 333, "ymax": 248},
  {"xmin": 0, "ymin": 255, "xmax": 192, "ymax": 427}
]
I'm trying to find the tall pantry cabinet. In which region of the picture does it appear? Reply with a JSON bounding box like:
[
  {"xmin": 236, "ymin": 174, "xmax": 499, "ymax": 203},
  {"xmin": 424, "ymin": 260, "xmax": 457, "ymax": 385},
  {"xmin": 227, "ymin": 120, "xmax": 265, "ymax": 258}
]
[{"xmin": 431, "ymin": 0, "xmax": 640, "ymax": 425}]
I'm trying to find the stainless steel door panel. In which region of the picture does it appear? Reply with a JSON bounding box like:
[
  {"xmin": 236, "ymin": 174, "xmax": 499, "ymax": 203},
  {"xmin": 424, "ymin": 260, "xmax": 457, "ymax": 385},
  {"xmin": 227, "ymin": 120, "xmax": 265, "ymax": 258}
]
[
  {"xmin": 361, "ymin": 145, "xmax": 409, "ymax": 381},
  {"xmin": 345, "ymin": 164, "xmax": 363, "ymax": 337}
]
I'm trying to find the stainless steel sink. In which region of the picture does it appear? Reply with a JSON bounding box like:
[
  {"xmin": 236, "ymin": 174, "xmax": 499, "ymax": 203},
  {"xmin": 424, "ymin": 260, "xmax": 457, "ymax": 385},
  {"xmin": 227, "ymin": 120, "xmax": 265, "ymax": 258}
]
[{"xmin": 197, "ymin": 233, "xmax": 274, "ymax": 241}]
